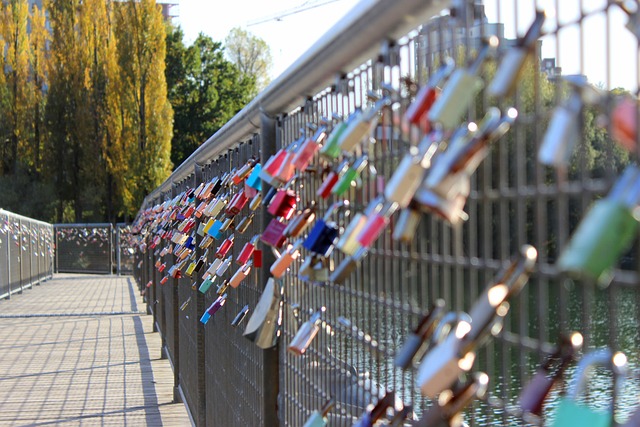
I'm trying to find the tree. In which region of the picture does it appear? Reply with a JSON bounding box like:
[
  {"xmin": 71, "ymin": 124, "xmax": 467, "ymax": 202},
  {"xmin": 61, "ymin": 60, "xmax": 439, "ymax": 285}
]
[
  {"xmin": 225, "ymin": 27, "xmax": 272, "ymax": 95},
  {"xmin": 114, "ymin": 0, "xmax": 173, "ymax": 215},
  {"xmin": 166, "ymin": 28, "xmax": 255, "ymax": 166},
  {"xmin": 29, "ymin": 3, "xmax": 49, "ymax": 177}
]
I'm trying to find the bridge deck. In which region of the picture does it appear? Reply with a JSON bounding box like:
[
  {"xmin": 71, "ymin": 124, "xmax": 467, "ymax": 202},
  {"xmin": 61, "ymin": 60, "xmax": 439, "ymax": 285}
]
[{"xmin": 0, "ymin": 274, "xmax": 191, "ymax": 426}]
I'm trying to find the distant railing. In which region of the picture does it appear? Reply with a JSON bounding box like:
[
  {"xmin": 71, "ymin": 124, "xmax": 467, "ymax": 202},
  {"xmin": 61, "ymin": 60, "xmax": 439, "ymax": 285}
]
[{"xmin": 0, "ymin": 209, "xmax": 54, "ymax": 299}]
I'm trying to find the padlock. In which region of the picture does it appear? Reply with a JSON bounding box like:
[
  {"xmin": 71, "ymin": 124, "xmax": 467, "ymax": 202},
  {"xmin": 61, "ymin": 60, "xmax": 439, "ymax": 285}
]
[
  {"xmin": 519, "ymin": 332, "xmax": 583, "ymax": 419},
  {"xmin": 538, "ymin": 76, "xmax": 603, "ymax": 167},
  {"xmin": 267, "ymin": 177, "xmax": 299, "ymax": 220},
  {"xmin": 283, "ymin": 204, "xmax": 316, "ymax": 238},
  {"xmin": 299, "ymin": 255, "xmax": 332, "ymax": 283},
  {"xmin": 288, "ymin": 310, "xmax": 322, "ymax": 355},
  {"xmin": 249, "ymin": 192, "xmax": 262, "ymax": 211},
  {"xmin": 180, "ymin": 297, "xmax": 191, "ymax": 311},
  {"xmin": 292, "ymin": 122, "xmax": 328, "ymax": 172},
  {"xmin": 487, "ymin": 11, "xmax": 546, "ymax": 98},
  {"xmin": 235, "ymin": 213, "xmax": 254, "ymax": 234},
  {"xmin": 384, "ymin": 132, "xmax": 441, "ymax": 208},
  {"xmin": 270, "ymin": 241, "xmax": 302, "ymax": 278},
  {"xmin": 216, "ymin": 280, "xmax": 229, "ymax": 296},
  {"xmin": 611, "ymin": 95, "xmax": 639, "ymax": 152},
  {"xmin": 198, "ymin": 276, "xmax": 215, "ymax": 293},
  {"xmin": 260, "ymin": 149, "xmax": 288, "ymax": 186},
  {"xmin": 246, "ymin": 163, "xmax": 262, "ymax": 190},
  {"xmin": 402, "ymin": 58, "xmax": 456, "ymax": 134},
  {"xmin": 320, "ymin": 113, "xmax": 350, "ymax": 159},
  {"xmin": 428, "ymin": 37, "xmax": 498, "ymax": 129},
  {"xmin": 226, "ymin": 189, "xmax": 248, "ymax": 216},
  {"xmin": 330, "ymin": 247, "xmax": 368, "ymax": 284},
  {"xmin": 199, "ymin": 235, "xmax": 214, "ymax": 249},
  {"xmin": 392, "ymin": 206, "xmax": 422, "ymax": 243},
  {"xmin": 218, "ymin": 217, "xmax": 233, "ymax": 233},
  {"xmin": 338, "ymin": 93, "xmax": 391, "ymax": 152},
  {"xmin": 335, "ymin": 196, "xmax": 382, "ymax": 255},
  {"xmin": 394, "ymin": 299, "xmax": 446, "ymax": 369},
  {"xmin": 206, "ymin": 220, "xmax": 224, "ymax": 240},
  {"xmin": 243, "ymin": 278, "xmax": 284, "ymax": 349},
  {"xmin": 215, "ymin": 256, "xmax": 232, "ymax": 277},
  {"xmin": 353, "ymin": 391, "xmax": 395, "ymax": 427},
  {"xmin": 303, "ymin": 201, "xmax": 349, "ymax": 256},
  {"xmin": 233, "ymin": 158, "xmax": 257, "ymax": 184},
  {"xmin": 200, "ymin": 294, "xmax": 227, "ymax": 325},
  {"xmin": 557, "ymin": 164, "xmax": 640, "ymax": 283},
  {"xmin": 229, "ymin": 261, "xmax": 252, "ymax": 288},
  {"xmin": 192, "ymin": 250, "xmax": 209, "ymax": 274},
  {"xmin": 204, "ymin": 258, "xmax": 223, "ymax": 279},
  {"xmin": 331, "ymin": 155, "xmax": 368, "ymax": 196},
  {"xmin": 204, "ymin": 195, "xmax": 228, "ymax": 218},
  {"xmin": 237, "ymin": 235, "xmax": 260, "ymax": 265},
  {"xmin": 551, "ymin": 349, "xmax": 627, "ymax": 427},
  {"xmin": 316, "ymin": 159, "xmax": 349, "ymax": 199},
  {"xmin": 215, "ymin": 234, "xmax": 234, "ymax": 259},
  {"xmin": 388, "ymin": 404, "xmax": 412, "ymax": 427},
  {"xmin": 185, "ymin": 260, "xmax": 197, "ymax": 277},
  {"xmin": 302, "ymin": 398, "xmax": 334, "ymax": 427},
  {"xmin": 416, "ymin": 245, "xmax": 537, "ymax": 397},
  {"xmin": 356, "ymin": 201, "xmax": 398, "ymax": 248},
  {"xmin": 413, "ymin": 372, "xmax": 489, "ymax": 427},
  {"xmin": 231, "ymin": 304, "xmax": 250, "ymax": 327},
  {"xmin": 260, "ymin": 219, "xmax": 288, "ymax": 248}
]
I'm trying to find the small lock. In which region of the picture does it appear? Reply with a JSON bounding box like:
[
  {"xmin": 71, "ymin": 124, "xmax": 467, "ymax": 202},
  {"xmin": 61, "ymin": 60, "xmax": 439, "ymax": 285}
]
[
  {"xmin": 320, "ymin": 113, "xmax": 351, "ymax": 159},
  {"xmin": 218, "ymin": 217, "xmax": 234, "ymax": 233},
  {"xmin": 243, "ymin": 278, "xmax": 284, "ymax": 349},
  {"xmin": 353, "ymin": 391, "xmax": 396, "ymax": 427},
  {"xmin": 335, "ymin": 212, "xmax": 366, "ymax": 256},
  {"xmin": 551, "ymin": 349, "xmax": 627, "ymax": 427},
  {"xmin": 233, "ymin": 158, "xmax": 257, "ymax": 184},
  {"xmin": 226, "ymin": 189, "xmax": 248, "ymax": 216},
  {"xmin": 299, "ymin": 255, "xmax": 332, "ymax": 283},
  {"xmin": 428, "ymin": 37, "xmax": 498, "ymax": 129},
  {"xmin": 557, "ymin": 165, "xmax": 640, "ymax": 283},
  {"xmin": 246, "ymin": 163, "xmax": 262, "ymax": 190},
  {"xmin": 518, "ymin": 332, "xmax": 583, "ymax": 418},
  {"xmin": 199, "ymin": 235, "xmax": 214, "ymax": 249},
  {"xmin": 229, "ymin": 261, "xmax": 252, "ymax": 288},
  {"xmin": 185, "ymin": 260, "xmax": 198, "ymax": 277},
  {"xmin": 385, "ymin": 133, "xmax": 440, "ymax": 208},
  {"xmin": 303, "ymin": 201, "xmax": 349, "ymax": 257},
  {"xmin": 302, "ymin": 398, "xmax": 334, "ymax": 427},
  {"xmin": 249, "ymin": 192, "xmax": 262, "ymax": 211},
  {"xmin": 260, "ymin": 219, "xmax": 288, "ymax": 249},
  {"xmin": 402, "ymin": 58, "xmax": 455, "ymax": 134},
  {"xmin": 204, "ymin": 258, "xmax": 223, "ymax": 278},
  {"xmin": 215, "ymin": 256, "xmax": 232, "ymax": 277},
  {"xmin": 260, "ymin": 149, "xmax": 288, "ymax": 186},
  {"xmin": 487, "ymin": 11, "xmax": 546, "ymax": 98},
  {"xmin": 216, "ymin": 280, "xmax": 229, "ymax": 296},
  {"xmin": 356, "ymin": 200, "xmax": 398, "ymax": 248},
  {"xmin": 394, "ymin": 299, "xmax": 446, "ymax": 369},
  {"xmin": 316, "ymin": 159, "xmax": 348, "ymax": 199},
  {"xmin": 292, "ymin": 122, "xmax": 328, "ymax": 172},
  {"xmin": 611, "ymin": 95, "xmax": 638, "ymax": 152},
  {"xmin": 235, "ymin": 213, "xmax": 255, "ymax": 234},
  {"xmin": 329, "ymin": 247, "xmax": 367, "ymax": 284},
  {"xmin": 198, "ymin": 276, "xmax": 215, "ymax": 294},
  {"xmin": 267, "ymin": 177, "xmax": 299, "ymax": 220},
  {"xmin": 205, "ymin": 195, "xmax": 228, "ymax": 218},
  {"xmin": 392, "ymin": 206, "xmax": 422, "ymax": 243},
  {"xmin": 331, "ymin": 155, "xmax": 368, "ymax": 197},
  {"xmin": 206, "ymin": 220, "xmax": 224, "ymax": 240},
  {"xmin": 270, "ymin": 241, "xmax": 302, "ymax": 278},
  {"xmin": 179, "ymin": 297, "xmax": 191, "ymax": 311},
  {"xmin": 236, "ymin": 235, "xmax": 260, "ymax": 265},
  {"xmin": 414, "ymin": 372, "xmax": 489, "ymax": 427},
  {"xmin": 200, "ymin": 294, "xmax": 227, "ymax": 325},
  {"xmin": 231, "ymin": 305, "xmax": 250, "ymax": 327},
  {"xmin": 215, "ymin": 234, "xmax": 234, "ymax": 259},
  {"xmin": 283, "ymin": 204, "xmax": 316, "ymax": 238},
  {"xmin": 288, "ymin": 309, "xmax": 322, "ymax": 355},
  {"xmin": 538, "ymin": 76, "xmax": 603, "ymax": 167},
  {"xmin": 338, "ymin": 94, "xmax": 391, "ymax": 153}
]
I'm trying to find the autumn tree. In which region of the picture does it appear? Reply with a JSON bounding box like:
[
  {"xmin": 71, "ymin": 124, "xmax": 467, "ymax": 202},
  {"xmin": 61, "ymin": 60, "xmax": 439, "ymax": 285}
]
[
  {"xmin": 29, "ymin": 4, "xmax": 49, "ymax": 177},
  {"xmin": 167, "ymin": 27, "xmax": 255, "ymax": 166},
  {"xmin": 224, "ymin": 27, "xmax": 272, "ymax": 95},
  {"xmin": 114, "ymin": 0, "xmax": 173, "ymax": 214}
]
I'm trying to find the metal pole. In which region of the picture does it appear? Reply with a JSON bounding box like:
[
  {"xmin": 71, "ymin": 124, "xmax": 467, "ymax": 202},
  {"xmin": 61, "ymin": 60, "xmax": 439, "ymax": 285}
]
[
  {"xmin": 6, "ymin": 212, "xmax": 11, "ymax": 299},
  {"xmin": 116, "ymin": 225, "xmax": 122, "ymax": 276},
  {"xmin": 18, "ymin": 218, "xmax": 23, "ymax": 294}
]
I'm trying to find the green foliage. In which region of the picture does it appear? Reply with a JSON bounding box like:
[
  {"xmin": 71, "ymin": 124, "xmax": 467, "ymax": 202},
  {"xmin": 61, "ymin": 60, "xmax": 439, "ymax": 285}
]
[
  {"xmin": 166, "ymin": 27, "xmax": 255, "ymax": 166},
  {"xmin": 224, "ymin": 27, "xmax": 272, "ymax": 96}
]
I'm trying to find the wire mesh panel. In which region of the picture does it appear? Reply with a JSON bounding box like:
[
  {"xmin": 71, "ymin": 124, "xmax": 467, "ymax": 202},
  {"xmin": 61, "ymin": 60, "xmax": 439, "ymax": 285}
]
[
  {"xmin": 116, "ymin": 224, "xmax": 135, "ymax": 275},
  {"xmin": 54, "ymin": 224, "xmax": 113, "ymax": 274},
  {"xmin": 131, "ymin": 0, "xmax": 640, "ymax": 425},
  {"xmin": 0, "ymin": 209, "xmax": 54, "ymax": 299}
]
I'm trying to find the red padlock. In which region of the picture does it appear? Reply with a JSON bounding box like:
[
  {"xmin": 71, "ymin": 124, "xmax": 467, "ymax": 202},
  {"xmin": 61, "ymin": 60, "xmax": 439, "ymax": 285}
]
[
  {"xmin": 215, "ymin": 234, "xmax": 235, "ymax": 259},
  {"xmin": 226, "ymin": 189, "xmax": 248, "ymax": 216},
  {"xmin": 260, "ymin": 219, "xmax": 288, "ymax": 248},
  {"xmin": 317, "ymin": 159, "xmax": 349, "ymax": 199},
  {"xmin": 236, "ymin": 235, "xmax": 260, "ymax": 265}
]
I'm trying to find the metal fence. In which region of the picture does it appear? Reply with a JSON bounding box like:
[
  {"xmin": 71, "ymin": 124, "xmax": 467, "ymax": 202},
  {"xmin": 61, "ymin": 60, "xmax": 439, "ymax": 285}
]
[
  {"xmin": 0, "ymin": 209, "xmax": 54, "ymax": 299},
  {"xmin": 132, "ymin": 0, "xmax": 640, "ymax": 425},
  {"xmin": 54, "ymin": 223, "xmax": 133, "ymax": 275}
]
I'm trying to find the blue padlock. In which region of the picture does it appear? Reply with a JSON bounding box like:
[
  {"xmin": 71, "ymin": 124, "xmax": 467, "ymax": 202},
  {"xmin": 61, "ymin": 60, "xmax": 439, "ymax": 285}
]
[
  {"xmin": 247, "ymin": 163, "xmax": 262, "ymax": 190},
  {"xmin": 206, "ymin": 220, "xmax": 224, "ymax": 240},
  {"xmin": 303, "ymin": 201, "xmax": 349, "ymax": 257}
]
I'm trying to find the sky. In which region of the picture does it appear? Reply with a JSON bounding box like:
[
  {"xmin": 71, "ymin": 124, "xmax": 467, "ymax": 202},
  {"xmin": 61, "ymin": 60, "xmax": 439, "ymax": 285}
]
[{"xmin": 175, "ymin": 0, "xmax": 639, "ymax": 92}]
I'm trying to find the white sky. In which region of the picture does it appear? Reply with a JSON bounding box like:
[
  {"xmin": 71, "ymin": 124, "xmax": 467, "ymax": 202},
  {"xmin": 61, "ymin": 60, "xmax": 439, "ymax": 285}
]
[{"xmin": 175, "ymin": 0, "xmax": 639, "ymax": 92}]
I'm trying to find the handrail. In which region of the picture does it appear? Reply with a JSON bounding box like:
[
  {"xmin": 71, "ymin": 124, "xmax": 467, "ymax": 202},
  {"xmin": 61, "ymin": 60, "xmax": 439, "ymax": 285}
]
[
  {"xmin": 140, "ymin": 0, "xmax": 448, "ymax": 209},
  {"xmin": 0, "ymin": 209, "xmax": 53, "ymax": 228}
]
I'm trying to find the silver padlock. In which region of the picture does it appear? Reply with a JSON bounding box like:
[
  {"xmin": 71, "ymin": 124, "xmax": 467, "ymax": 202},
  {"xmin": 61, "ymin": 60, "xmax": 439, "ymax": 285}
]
[
  {"xmin": 538, "ymin": 76, "xmax": 603, "ymax": 167},
  {"xmin": 416, "ymin": 246, "xmax": 537, "ymax": 397},
  {"xmin": 428, "ymin": 37, "xmax": 498, "ymax": 129},
  {"xmin": 384, "ymin": 131, "xmax": 441, "ymax": 208},
  {"xmin": 338, "ymin": 91, "xmax": 392, "ymax": 153},
  {"xmin": 487, "ymin": 11, "xmax": 546, "ymax": 98}
]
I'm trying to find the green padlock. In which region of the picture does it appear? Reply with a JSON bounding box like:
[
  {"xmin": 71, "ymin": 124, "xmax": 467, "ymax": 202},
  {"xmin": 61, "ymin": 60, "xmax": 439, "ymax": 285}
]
[
  {"xmin": 552, "ymin": 349, "xmax": 627, "ymax": 427},
  {"xmin": 331, "ymin": 155, "xmax": 368, "ymax": 196},
  {"xmin": 557, "ymin": 165, "xmax": 640, "ymax": 284}
]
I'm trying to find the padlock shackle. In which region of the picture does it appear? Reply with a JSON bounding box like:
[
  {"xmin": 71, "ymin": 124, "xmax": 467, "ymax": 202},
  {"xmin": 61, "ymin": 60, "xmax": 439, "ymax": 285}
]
[
  {"xmin": 468, "ymin": 36, "xmax": 499, "ymax": 75},
  {"xmin": 568, "ymin": 348, "xmax": 627, "ymax": 400},
  {"xmin": 412, "ymin": 299, "xmax": 446, "ymax": 337},
  {"xmin": 520, "ymin": 10, "xmax": 546, "ymax": 48},
  {"xmin": 441, "ymin": 372, "xmax": 489, "ymax": 419},
  {"xmin": 367, "ymin": 391, "xmax": 395, "ymax": 422},
  {"xmin": 430, "ymin": 311, "xmax": 472, "ymax": 347},
  {"xmin": 323, "ymin": 200, "xmax": 351, "ymax": 221}
]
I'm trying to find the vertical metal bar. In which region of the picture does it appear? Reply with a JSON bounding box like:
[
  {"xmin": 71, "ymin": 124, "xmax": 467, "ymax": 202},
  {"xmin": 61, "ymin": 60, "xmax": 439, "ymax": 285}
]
[
  {"xmin": 117, "ymin": 225, "xmax": 122, "ymax": 276},
  {"xmin": 6, "ymin": 212, "xmax": 11, "ymax": 299},
  {"xmin": 261, "ymin": 110, "xmax": 280, "ymax": 427},
  {"xmin": 194, "ymin": 165, "xmax": 207, "ymax": 427},
  {"xmin": 18, "ymin": 218, "xmax": 23, "ymax": 294}
]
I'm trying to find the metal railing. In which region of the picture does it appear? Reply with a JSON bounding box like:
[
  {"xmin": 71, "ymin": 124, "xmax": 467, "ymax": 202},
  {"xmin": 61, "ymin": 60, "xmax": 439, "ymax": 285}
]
[
  {"xmin": 0, "ymin": 209, "xmax": 54, "ymax": 299},
  {"xmin": 132, "ymin": 0, "xmax": 640, "ymax": 426}
]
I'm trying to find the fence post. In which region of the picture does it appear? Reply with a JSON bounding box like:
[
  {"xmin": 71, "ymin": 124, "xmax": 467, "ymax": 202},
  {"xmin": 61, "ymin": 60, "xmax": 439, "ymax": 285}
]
[
  {"xmin": 116, "ymin": 225, "xmax": 121, "ymax": 276},
  {"xmin": 194, "ymin": 164, "xmax": 207, "ymax": 426},
  {"xmin": 18, "ymin": 218, "xmax": 23, "ymax": 294},
  {"xmin": 170, "ymin": 181, "xmax": 181, "ymax": 403},
  {"xmin": 260, "ymin": 111, "xmax": 280, "ymax": 426},
  {"xmin": 6, "ymin": 212, "xmax": 11, "ymax": 299}
]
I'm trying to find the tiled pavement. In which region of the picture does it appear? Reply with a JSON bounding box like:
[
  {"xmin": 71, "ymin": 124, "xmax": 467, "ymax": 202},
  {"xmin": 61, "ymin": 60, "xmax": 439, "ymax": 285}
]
[{"xmin": 0, "ymin": 274, "xmax": 191, "ymax": 426}]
